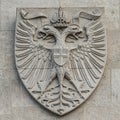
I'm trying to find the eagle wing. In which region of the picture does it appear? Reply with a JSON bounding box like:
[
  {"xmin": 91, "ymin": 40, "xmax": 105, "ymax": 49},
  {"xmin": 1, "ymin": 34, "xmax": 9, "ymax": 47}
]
[
  {"xmin": 15, "ymin": 20, "xmax": 53, "ymax": 90},
  {"xmin": 70, "ymin": 20, "xmax": 106, "ymax": 88}
]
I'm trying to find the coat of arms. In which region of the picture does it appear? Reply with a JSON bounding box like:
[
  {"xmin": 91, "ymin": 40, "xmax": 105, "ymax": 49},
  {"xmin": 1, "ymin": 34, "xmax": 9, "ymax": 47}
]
[{"xmin": 15, "ymin": 7, "xmax": 107, "ymax": 115}]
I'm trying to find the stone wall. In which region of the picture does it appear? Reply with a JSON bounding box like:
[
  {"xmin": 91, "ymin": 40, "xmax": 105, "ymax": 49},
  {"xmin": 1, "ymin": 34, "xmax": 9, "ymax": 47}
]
[{"xmin": 0, "ymin": 0, "xmax": 120, "ymax": 120}]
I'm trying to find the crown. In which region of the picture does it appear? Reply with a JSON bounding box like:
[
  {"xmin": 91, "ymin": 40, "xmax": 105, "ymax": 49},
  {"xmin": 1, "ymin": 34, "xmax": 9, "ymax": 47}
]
[{"xmin": 50, "ymin": 7, "xmax": 70, "ymax": 28}]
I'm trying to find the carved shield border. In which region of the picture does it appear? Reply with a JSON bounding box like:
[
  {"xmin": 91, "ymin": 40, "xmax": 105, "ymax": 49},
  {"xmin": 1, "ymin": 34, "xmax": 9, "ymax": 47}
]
[{"xmin": 15, "ymin": 7, "xmax": 107, "ymax": 115}]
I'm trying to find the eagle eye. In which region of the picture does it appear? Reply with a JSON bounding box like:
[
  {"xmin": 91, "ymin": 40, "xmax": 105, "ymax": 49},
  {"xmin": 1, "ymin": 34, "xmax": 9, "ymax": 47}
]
[
  {"xmin": 72, "ymin": 27, "xmax": 78, "ymax": 30},
  {"xmin": 43, "ymin": 27, "xmax": 50, "ymax": 30},
  {"xmin": 37, "ymin": 31, "xmax": 46, "ymax": 39}
]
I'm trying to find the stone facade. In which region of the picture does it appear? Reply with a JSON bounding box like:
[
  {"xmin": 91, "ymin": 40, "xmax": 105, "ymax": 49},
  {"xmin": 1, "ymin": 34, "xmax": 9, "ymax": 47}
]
[{"xmin": 0, "ymin": 0, "xmax": 120, "ymax": 120}]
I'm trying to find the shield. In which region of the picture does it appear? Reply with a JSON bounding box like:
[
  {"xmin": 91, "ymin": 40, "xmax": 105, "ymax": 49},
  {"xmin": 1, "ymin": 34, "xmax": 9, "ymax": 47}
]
[
  {"xmin": 53, "ymin": 48, "xmax": 69, "ymax": 66},
  {"xmin": 15, "ymin": 7, "xmax": 107, "ymax": 115}
]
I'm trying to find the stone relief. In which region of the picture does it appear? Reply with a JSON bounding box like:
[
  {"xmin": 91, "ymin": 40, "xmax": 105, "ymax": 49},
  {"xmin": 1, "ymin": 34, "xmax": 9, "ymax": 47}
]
[{"xmin": 15, "ymin": 7, "xmax": 107, "ymax": 115}]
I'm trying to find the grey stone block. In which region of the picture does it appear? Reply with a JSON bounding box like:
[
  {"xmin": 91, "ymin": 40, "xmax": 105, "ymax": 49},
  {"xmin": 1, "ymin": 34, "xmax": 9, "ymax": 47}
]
[
  {"xmin": 84, "ymin": 106, "xmax": 110, "ymax": 120},
  {"xmin": 0, "ymin": 0, "xmax": 59, "ymax": 30},
  {"xmin": 0, "ymin": 114, "xmax": 12, "ymax": 120},
  {"xmin": 0, "ymin": 0, "xmax": 120, "ymax": 119},
  {"xmin": 0, "ymin": 70, "xmax": 11, "ymax": 115},
  {"xmin": 111, "ymin": 69, "xmax": 120, "ymax": 106}
]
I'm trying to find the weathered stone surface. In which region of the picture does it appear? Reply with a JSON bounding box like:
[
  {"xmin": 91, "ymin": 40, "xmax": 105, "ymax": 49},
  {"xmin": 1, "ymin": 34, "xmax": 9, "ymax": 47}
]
[
  {"xmin": 107, "ymin": 29, "xmax": 120, "ymax": 68},
  {"xmin": 105, "ymin": 6, "xmax": 119, "ymax": 30},
  {"xmin": 12, "ymin": 107, "xmax": 39, "ymax": 120},
  {"xmin": 84, "ymin": 106, "xmax": 110, "ymax": 120},
  {"xmin": 85, "ymin": 68, "xmax": 111, "ymax": 107},
  {"xmin": 60, "ymin": 0, "xmax": 120, "ymax": 7},
  {"xmin": 0, "ymin": 31, "xmax": 15, "ymax": 69},
  {"xmin": 0, "ymin": 70, "xmax": 11, "ymax": 115},
  {"xmin": 10, "ymin": 70, "xmax": 36, "ymax": 107},
  {"xmin": 109, "ymin": 106, "xmax": 120, "ymax": 120},
  {"xmin": 111, "ymin": 69, "xmax": 120, "ymax": 106},
  {"xmin": 0, "ymin": 114, "xmax": 12, "ymax": 120},
  {"xmin": 0, "ymin": 0, "xmax": 120, "ymax": 119},
  {"xmin": 14, "ymin": 7, "xmax": 107, "ymax": 115},
  {"xmin": 0, "ymin": 0, "xmax": 59, "ymax": 30}
]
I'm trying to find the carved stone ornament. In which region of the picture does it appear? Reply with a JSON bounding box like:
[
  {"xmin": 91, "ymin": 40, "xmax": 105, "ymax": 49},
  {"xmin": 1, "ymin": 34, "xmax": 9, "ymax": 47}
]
[{"xmin": 15, "ymin": 7, "xmax": 107, "ymax": 115}]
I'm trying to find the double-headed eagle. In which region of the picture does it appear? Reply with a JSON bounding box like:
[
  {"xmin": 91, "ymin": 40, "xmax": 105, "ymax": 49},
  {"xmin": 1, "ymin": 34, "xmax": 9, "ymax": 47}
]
[{"xmin": 15, "ymin": 8, "xmax": 106, "ymax": 104}]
